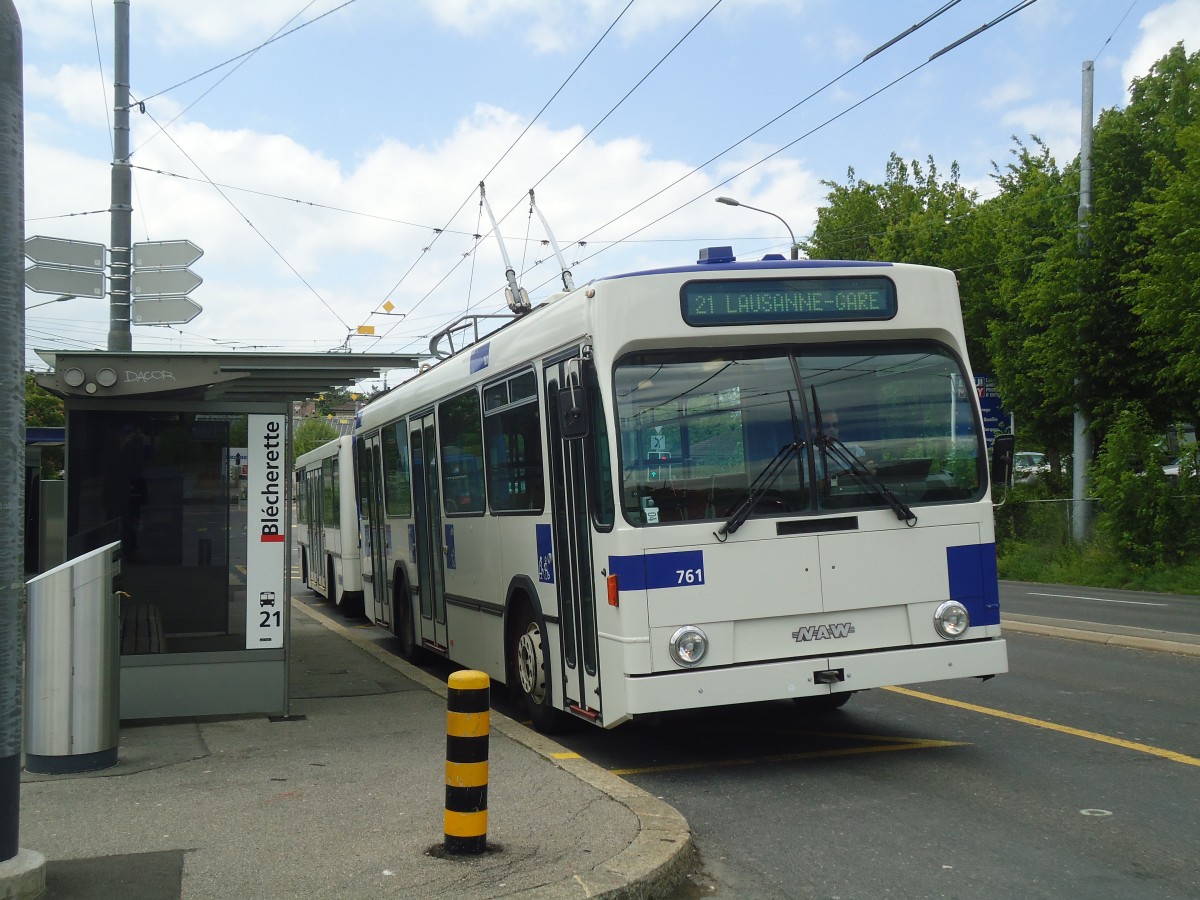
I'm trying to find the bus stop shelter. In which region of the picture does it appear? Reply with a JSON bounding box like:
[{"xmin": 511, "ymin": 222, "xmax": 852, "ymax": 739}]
[{"xmin": 34, "ymin": 350, "xmax": 417, "ymax": 720}]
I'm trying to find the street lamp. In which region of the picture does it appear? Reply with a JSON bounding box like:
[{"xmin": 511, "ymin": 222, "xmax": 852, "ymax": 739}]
[
  {"xmin": 715, "ymin": 196, "xmax": 799, "ymax": 259},
  {"xmin": 25, "ymin": 294, "xmax": 77, "ymax": 311}
]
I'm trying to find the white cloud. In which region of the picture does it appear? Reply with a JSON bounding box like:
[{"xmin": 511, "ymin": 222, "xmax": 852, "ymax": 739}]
[
  {"xmin": 1123, "ymin": 0, "xmax": 1200, "ymax": 90},
  {"xmin": 1000, "ymin": 99, "xmax": 1079, "ymax": 168}
]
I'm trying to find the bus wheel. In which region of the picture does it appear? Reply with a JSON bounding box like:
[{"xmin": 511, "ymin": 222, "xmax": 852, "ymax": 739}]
[
  {"xmin": 511, "ymin": 605, "xmax": 559, "ymax": 733},
  {"xmin": 793, "ymin": 692, "xmax": 853, "ymax": 711},
  {"xmin": 300, "ymin": 549, "xmax": 309, "ymax": 586},
  {"xmin": 327, "ymin": 559, "xmax": 340, "ymax": 607},
  {"xmin": 395, "ymin": 585, "xmax": 420, "ymax": 662}
]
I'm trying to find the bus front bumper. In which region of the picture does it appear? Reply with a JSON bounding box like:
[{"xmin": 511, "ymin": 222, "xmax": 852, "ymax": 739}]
[{"xmin": 623, "ymin": 638, "xmax": 1009, "ymax": 715}]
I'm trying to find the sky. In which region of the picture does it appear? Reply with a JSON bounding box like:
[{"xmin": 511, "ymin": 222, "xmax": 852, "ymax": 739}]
[{"xmin": 18, "ymin": 0, "xmax": 1200, "ymax": 387}]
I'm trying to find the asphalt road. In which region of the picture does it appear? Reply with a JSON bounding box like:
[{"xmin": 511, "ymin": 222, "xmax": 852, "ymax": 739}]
[
  {"xmin": 320, "ymin": 582, "xmax": 1200, "ymax": 899},
  {"xmin": 1000, "ymin": 580, "xmax": 1200, "ymax": 637},
  {"xmin": 549, "ymin": 629, "xmax": 1200, "ymax": 899}
]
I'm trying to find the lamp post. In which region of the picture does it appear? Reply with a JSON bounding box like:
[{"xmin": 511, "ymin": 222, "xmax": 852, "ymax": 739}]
[
  {"xmin": 715, "ymin": 196, "xmax": 799, "ymax": 259},
  {"xmin": 25, "ymin": 294, "xmax": 76, "ymax": 311}
]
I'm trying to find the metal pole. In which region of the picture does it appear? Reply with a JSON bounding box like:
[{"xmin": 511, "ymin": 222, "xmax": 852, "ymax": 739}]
[
  {"xmin": 108, "ymin": 0, "xmax": 132, "ymax": 352},
  {"xmin": 0, "ymin": 0, "xmax": 24, "ymax": 862},
  {"xmin": 1072, "ymin": 61, "xmax": 1094, "ymax": 543}
]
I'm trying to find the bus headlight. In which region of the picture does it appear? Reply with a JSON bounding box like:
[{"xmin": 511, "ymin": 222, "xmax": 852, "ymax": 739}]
[
  {"xmin": 669, "ymin": 626, "xmax": 709, "ymax": 667},
  {"xmin": 934, "ymin": 601, "xmax": 970, "ymax": 639}
]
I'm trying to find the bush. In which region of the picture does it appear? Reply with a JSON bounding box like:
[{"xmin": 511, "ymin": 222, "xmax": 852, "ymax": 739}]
[{"xmin": 1089, "ymin": 404, "xmax": 1200, "ymax": 566}]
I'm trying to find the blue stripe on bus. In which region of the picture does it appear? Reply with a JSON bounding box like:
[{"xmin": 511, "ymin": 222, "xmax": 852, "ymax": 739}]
[
  {"xmin": 946, "ymin": 543, "xmax": 1001, "ymax": 626},
  {"xmin": 608, "ymin": 550, "xmax": 705, "ymax": 592},
  {"xmin": 599, "ymin": 259, "xmax": 893, "ymax": 281}
]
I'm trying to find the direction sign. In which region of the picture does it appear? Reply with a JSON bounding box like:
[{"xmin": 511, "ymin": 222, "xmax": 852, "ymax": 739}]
[
  {"xmin": 132, "ymin": 268, "xmax": 203, "ymax": 297},
  {"xmin": 132, "ymin": 296, "xmax": 203, "ymax": 325},
  {"xmin": 132, "ymin": 240, "xmax": 203, "ymax": 269},
  {"xmin": 24, "ymin": 235, "xmax": 105, "ymax": 269},
  {"xmin": 25, "ymin": 264, "xmax": 105, "ymax": 297}
]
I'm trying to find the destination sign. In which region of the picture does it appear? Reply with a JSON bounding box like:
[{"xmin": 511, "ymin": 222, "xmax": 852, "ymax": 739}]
[{"xmin": 682, "ymin": 277, "xmax": 896, "ymax": 326}]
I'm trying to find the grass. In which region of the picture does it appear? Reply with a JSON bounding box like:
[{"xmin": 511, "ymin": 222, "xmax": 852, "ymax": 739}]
[{"xmin": 998, "ymin": 537, "xmax": 1200, "ymax": 595}]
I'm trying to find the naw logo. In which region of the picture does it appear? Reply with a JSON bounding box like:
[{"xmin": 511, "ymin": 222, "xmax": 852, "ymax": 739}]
[
  {"xmin": 792, "ymin": 622, "xmax": 856, "ymax": 643},
  {"xmin": 258, "ymin": 419, "xmax": 285, "ymax": 543}
]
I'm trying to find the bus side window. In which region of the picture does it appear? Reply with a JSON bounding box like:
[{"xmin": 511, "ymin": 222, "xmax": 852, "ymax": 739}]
[
  {"xmin": 438, "ymin": 391, "xmax": 486, "ymax": 514},
  {"xmin": 483, "ymin": 370, "xmax": 545, "ymax": 514}
]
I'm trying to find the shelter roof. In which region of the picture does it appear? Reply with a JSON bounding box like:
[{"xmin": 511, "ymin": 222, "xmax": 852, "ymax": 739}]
[{"xmin": 33, "ymin": 350, "xmax": 419, "ymax": 404}]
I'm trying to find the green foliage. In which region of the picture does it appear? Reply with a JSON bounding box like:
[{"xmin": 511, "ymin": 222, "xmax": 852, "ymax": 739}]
[
  {"xmin": 294, "ymin": 417, "xmax": 339, "ymax": 457},
  {"xmin": 25, "ymin": 372, "xmax": 63, "ymax": 427},
  {"xmin": 1089, "ymin": 404, "xmax": 1200, "ymax": 566},
  {"xmin": 26, "ymin": 372, "xmax": 64, "ymax": 479}
]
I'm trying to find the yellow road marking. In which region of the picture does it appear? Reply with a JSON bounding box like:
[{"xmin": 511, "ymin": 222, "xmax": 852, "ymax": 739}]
[
  {"xmin": 551, "ymin": 752, "xmax": 582, "ymax": 760},
  {"xmin": 610, "ymin": 738, "xmax": 966, "ymax": 777},
  {"xmin": 885, "ymin": 686, "xmax": 1200, "ymax": 768}
]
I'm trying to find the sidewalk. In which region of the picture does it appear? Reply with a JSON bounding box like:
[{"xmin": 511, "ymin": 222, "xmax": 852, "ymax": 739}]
[{"xmin": 19, "ymin": 602, "xmax": 694, "ymax": 899}]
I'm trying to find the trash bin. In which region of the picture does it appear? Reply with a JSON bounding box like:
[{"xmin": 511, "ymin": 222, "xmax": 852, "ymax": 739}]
[{"xmin": 24, "ymin": 540, "xmax": 121, "ymax": 774}]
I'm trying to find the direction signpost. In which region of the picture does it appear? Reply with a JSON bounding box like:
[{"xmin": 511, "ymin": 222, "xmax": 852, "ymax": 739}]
[
  {"xmin": 25, "ymin": 236, "xmax": 105, "ymax": 269},
  {"xmin": 131, "ymin": 268, "xmax": 203, "ymax": 297},
  {"xmin": 24, "ymin": 235, "xmax": 107, "ymax": 297},
  {"xmin": 132, "ymin": 239, "xmax": 203, "ymax": 269},
  {"xmin": 132, "ymin": 296, "xmax": 203, "ymax": 325},
  {"xmin": 130, "ymin": 238, "xmax": 204, "ymax": 326},
  {"xmin": 24, "ymin": 265, "xmax": 105, "ymax": 297}
]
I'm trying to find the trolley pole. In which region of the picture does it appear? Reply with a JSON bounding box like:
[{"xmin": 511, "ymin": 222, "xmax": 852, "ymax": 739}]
[{"xmin": 444, "ymin": 671, "xmax": 490, "ymax": 854}]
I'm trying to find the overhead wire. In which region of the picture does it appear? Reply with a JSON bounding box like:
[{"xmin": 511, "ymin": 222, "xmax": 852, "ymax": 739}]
[
  {"xmin": 564, "ymin": 0, "xmax": 1045, "ymax": 275},
  {"xmin": 131, "ymin": 0, "xmax": 360, "ymax": 109},
  {"xmin": 394, "ymin": 0, "xmax": 993, "ymax": 353},
  {"xmin": 129, "ymin": 0, "xmax": 325, "ymax": 159},
  {"xmin": 371, "ymin": 0, "xmax": 727, "ymax": 352},
  {"xmin": 129, "ymin": 101, "xmax": 353, "ymax": 332},
  {"xmin": 362, "ymin": 0, "xmax": 640, "ymax": 338},
  {"xmin": 391, "ymin": 0, "xmax": 1048, "ymax": 354}
]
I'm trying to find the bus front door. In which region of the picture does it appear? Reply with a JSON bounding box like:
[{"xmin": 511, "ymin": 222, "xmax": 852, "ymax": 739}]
[
  {"xmin": 410, "ymin": 414, "xmax": 448, "ymax": 653},
  {"xmin": 359, "ymin": 432, "xmax": 391, "ymax": 629},
  {"xmin": 545, "ymin": 355, "xmax": 602, "ymax": 720}
]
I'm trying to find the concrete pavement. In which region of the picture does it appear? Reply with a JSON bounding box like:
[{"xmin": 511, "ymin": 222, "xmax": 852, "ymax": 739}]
[{"xmin": 17, "ymin": 602, "xmax": 695, "ymax": 899}]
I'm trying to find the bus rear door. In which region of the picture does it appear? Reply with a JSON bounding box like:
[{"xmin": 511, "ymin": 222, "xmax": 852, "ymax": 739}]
[{"xmin": 358, "ymin": 432, "xmax": 391, "ymax": 629}]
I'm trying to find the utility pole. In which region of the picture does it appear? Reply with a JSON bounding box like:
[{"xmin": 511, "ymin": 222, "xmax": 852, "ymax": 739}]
[
  {"xmin": 2, "ymin": 4, "xmax": 49, "ymax": 893},
  {"xmin": 108, "ymin": 0, "xmax": 132, "ymax": 352},
  {"xmin": 1072, "ymin": 61, "xmax": 1095, "ymax": 544}
]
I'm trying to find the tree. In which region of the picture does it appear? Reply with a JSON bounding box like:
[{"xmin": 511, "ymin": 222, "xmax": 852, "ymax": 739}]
[
  {"xmin": 26, "ymin": 373, "xmax": 64, "ymax": 479},
  {"xmin": 294, "ymin": 418, "xmax": 338, "ymax": 457}
]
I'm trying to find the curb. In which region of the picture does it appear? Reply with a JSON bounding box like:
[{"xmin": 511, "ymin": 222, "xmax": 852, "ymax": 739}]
[
  {"xmin": 1001, "ymin": 615, "xmax": 1200, "ymax": 657},
  {"xmin": 292, "ymin": 601, "xmax": 696, "ymax": 899}
]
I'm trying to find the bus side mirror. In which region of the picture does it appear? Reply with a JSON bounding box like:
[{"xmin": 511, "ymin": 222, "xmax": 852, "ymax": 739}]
[
  {"xmin": 558, "ymin": 384, "xmax": 590, "ymax": 439},
  {"xmin": 990, "ymin": 434, "xmax": 1015, "ymax": 484}
]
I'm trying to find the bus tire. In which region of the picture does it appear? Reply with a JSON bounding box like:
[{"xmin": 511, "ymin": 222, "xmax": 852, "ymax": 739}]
[
  {"xmin": 300, "ymin": 549, "xmax": 309, "ymax": 586},
  {"xmin": 394, "ymin": 579, "xmax": 422, "ymax": 662},
  {"xmin": 793, "ymin": 692, "xmax": 853, "ymax": 711},
  {"xmin": 327, "ymin": 558, "xmax": 339, "ymax": 607},
  {"xmin": 509, "ymin": 601, "xmax": 561, "ymax": 733}
]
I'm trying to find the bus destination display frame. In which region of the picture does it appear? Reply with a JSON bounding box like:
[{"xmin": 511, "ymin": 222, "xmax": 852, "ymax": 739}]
[{"xmin": 682, "ymin": 276, "xmax": 897, "ymax": 326}]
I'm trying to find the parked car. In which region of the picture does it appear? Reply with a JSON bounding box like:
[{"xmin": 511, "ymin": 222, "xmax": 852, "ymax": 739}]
[{"xmin": 1012, "ymin": 451, "xmax": 1049, "ymax": 483}]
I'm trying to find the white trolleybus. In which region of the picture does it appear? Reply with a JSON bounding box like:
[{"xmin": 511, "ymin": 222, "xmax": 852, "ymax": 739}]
[
  {"xmin": 296, "ymin": 435, "xmax": 364, "ymax": 615},
  {"xmin": 354, "ymin": 246, "xmax": 1009, "ymax": 730}
]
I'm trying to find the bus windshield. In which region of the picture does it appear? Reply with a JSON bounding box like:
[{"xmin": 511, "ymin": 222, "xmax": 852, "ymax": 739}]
[{"xmin": 614, "ymin": 342, "xmax": 983, "ymax": 526}]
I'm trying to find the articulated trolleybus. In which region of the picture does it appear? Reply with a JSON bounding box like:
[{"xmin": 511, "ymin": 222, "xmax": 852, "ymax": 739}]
[
  {"xmin": 355, "ymin": 246, "xmax": 1008, "ymax": 730},
  {"xmin": 296, "ymin": 435, "xmax": 364, "ymax": 615}
]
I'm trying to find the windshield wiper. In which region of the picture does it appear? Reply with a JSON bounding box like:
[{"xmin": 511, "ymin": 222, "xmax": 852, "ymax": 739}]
[
  {"xmin": 818, "ymin": 435, "xmax": 918, "ymax": 526},
  {"xmin": 715, "ymin": 440, "xmax": 805, "ymax": 540}
]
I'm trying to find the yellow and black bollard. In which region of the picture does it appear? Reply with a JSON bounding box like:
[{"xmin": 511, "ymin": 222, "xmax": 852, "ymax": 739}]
[{"xmin": 444, "ymin": 670, "xmax": 489, "ymax": 854}]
